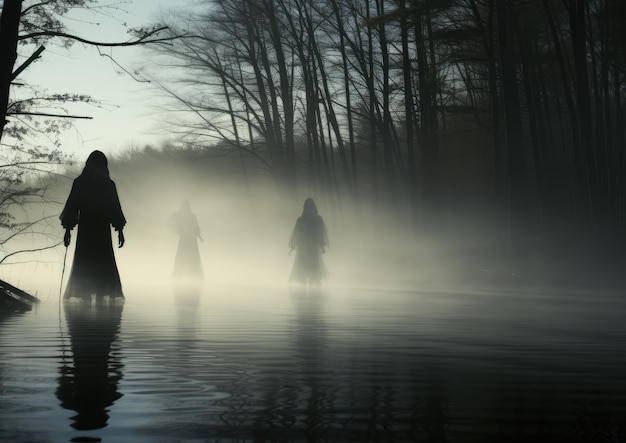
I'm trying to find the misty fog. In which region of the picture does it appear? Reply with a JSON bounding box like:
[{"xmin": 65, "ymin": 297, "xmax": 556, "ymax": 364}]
[{"xmin": 0, "ymin": 148, "xmax": 506, "ymax": 302}]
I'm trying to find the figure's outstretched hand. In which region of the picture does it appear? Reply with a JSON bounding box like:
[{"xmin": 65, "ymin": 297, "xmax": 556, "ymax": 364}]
[
  {"xmin": 63, "ymin": 229, "xmax": 71, "ymax": 247},
  {"xmin": 118, "ymin": 230, "xmax": 125, "ymax": 248}
]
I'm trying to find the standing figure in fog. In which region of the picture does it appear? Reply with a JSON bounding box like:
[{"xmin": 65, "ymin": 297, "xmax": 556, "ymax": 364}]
[
  {"xmin": 170, "ymin": 201, "xmax": 204, "ymax": 281},
  {"xmin": 289, "ymin": 198, "xmax": 328, "ymax": 285},
  {"xmin": 61, "ymin": 150, "xmax": 126, "ymax": 299}
]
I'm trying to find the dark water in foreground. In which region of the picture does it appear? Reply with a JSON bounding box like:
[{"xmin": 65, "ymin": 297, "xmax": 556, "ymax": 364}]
[{"xmin": 1, "ymin": 283, "xmax": 626, "ymax": 443}]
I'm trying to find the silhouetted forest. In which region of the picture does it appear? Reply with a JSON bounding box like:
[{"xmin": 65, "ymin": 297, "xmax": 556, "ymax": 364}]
[
  {"xmin": 1, "ymin": 0, "xmax": 625, "ymax": 287},
  {"xmin": 143, "ymin": 0, "xmax": 626, "ymax": 275}
]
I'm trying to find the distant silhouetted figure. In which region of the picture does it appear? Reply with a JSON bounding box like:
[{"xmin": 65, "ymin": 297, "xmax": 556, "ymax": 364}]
[
  {"xmin": 170, "ymin": 201, "xmax": 203, "ymax": 281},
  {"xmin": 289, "ymin": 198, "xmax": 328, "ymax": 285},
  {"xmin": 61, "ymin": 150, "xmax": 126, "ymax": 299}
]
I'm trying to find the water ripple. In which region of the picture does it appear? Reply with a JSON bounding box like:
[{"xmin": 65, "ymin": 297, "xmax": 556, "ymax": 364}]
[{"xmin": 2, "ymin": 285, "xmax": 626, "ymax": 442}]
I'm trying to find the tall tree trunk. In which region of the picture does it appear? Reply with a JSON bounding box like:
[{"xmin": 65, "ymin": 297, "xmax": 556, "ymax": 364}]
[
  {"xmin": 219, "ymin": 51, "xmax": 249, "ymax": 188},
  {"xmin": 613, "ymin": 65, "xmax": 625, "ymax": 228},
  {"xmin": 496, "ymin": 0, "xmax": 531, "ymax": 261},
  {"xmin": 399, "ymin": 0, "xmax": 416, "ymax": 224},
  {"xmin": 376, "ymin": 0, "xmax": 396, "ymax": 200},
  {"xmin": 363, "ymin": 1, "xmax": 379, "ymax": 204},
  {"xmin": 0, "ymin": 0, "xmax": 24, "ymax": 143},
  {"xmin": 518, "ymin": 20, "xmax": 545, "ymax": 236},
  {"xmin": 469, "ymin": 0, "xmax": 507, "ymax": 255},
  {"xmin": 265, "ymin": 0, "xmax": 296, "ymax": 188},
  {"xmin": 301, "ymin": 1, "xmax": 352, "ymax": 194},
  {"xmin": 568, "ymin": 0, "xmax": 598, "ymax": 227},
  {"xmin": 414, "ymin": 6, "xmax": 437, "ymax": 232},
  {"xmin": 329, "ymin": 0, "xmax": 359, "ymax": 200},
  {"xmin": 244, "ymin": 12, "xmax": 277, "ymax": 167}
]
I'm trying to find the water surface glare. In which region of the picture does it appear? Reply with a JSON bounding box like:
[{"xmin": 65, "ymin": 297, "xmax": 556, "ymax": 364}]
[{"xmin": 1, "ymin": 284, "xmax": 626, "ymax": 442}]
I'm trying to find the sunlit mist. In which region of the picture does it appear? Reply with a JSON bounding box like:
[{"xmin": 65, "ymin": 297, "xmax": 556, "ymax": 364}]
[{"xmin": 0, "ymin": 148, "xmax": 497, "ymax": 304}]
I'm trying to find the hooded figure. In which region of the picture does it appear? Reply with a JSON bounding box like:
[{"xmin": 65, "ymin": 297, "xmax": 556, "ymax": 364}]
[
  {"xmin": 60, "ymin": 150, "xmax": 126, "ymax": 299},
  {"xmin": 170, "ymin": 200, "xmax": 204, "ymax": 281},
  {"xmin": 289, "ymin": 198, "xmax": 328, "ymax": 285}
]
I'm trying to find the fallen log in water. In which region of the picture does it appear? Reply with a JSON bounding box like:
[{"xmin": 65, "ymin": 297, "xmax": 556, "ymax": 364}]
[{"xmin": 0, "ymin": 279, "xmax": 39, "ymax": 311}]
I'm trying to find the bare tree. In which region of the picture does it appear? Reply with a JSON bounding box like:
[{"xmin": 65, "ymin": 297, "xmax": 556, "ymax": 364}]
[
  {"xmin": 0, "ymin": 0, "xmax": 178, "ymax": 268},
  {"xmin": 146, "ymin": 0, "xmax": 626, "ymax": 265}
]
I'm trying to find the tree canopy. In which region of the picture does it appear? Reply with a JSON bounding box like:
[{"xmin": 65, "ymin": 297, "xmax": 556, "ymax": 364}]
[{"xmin": 146, "ymin": 0, "xmax": 626, "ymax": 268}]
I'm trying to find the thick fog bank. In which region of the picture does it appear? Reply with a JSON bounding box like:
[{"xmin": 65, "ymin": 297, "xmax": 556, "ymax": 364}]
[{"xmin": 2, "ymin": 149, "xmax": 624, "ymax": 299}]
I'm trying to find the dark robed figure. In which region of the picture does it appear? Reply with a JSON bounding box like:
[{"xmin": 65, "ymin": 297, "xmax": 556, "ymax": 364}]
[
  {"xmin": 170, "ymin": 201, "xmax": 203, "ymax": 281},
  {"xmin": 289, "ymin": 198, "xmax": 328, "ymax": 285},
  {"xmin": 61, "ymin": 150, "xmax": 126, "ymax": 299}
]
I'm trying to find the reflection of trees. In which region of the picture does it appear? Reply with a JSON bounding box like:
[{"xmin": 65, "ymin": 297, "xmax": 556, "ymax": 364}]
[
  {"xmin": 0, "ymin": 311, "xmax": 55, "ymax": 443},
  {"xmin": 247, "ymin": 287, "xmax": 328, "ymax": 440},
  {"xmin": 0, "ymin": 312, "xmax": 15, "ymax": 404},
  {"xmin": 244, "ymin": 287, "xmax": 452, "ymax": 441},
  {"xmin": 56, "ymin": 300, "xmax": 124, "ymax": 431},
  {"xmin": 129, "ymin": 287, "xmax": 451, "ymax": 441}
]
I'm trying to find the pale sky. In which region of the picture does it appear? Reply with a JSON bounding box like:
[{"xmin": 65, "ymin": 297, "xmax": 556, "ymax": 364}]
[{"xmin": 17, "ymin": 0, "xmax": 198, "ymax": 159}]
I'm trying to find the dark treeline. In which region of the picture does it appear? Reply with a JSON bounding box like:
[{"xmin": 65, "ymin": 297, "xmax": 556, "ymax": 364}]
[{"xmin": 146, "ymin": 0, "xmax": 626, "ymax": 272}]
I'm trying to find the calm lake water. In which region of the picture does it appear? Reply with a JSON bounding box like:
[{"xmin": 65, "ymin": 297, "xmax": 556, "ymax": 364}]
[{"xmin": 1, "ymin": 282, "xmax": 626, "ymax": 443}]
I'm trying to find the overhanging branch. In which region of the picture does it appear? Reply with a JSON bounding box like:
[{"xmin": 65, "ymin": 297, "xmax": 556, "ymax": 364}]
[
  {"xmin": 18, "ymin": 26, "xmax": 180, "ymax": 47},
  {"xmin": 11, "ymin": 45, "xmax": 46, "ymax": 81},
  {"xmin": 6, "ymin": 111, "xmax": 93, "ymax": 119},
  {"xmin": 0, "ymin": 241, "xmax": 64, "ymax": 265}
]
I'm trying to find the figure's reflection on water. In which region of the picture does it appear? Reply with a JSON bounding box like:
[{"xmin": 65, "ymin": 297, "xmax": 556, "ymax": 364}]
[
  {"xmin": 281, "ymin": 286, "xmax": 451, "ymax": 442},
  {"xmin": 173, "ymin": 280, "xmax": 203, "ymax": 345},
  {"xmin": 56, "ymin": 298, "xmax": 124, "ymax": 431},
  {"xmin": 289, "ymin": 285, "xmax": 326, "ymax": 377},
  {"xmin": 29, "ymin": 287, "xmax": 624, "ymax": 442},
  {"xmin": 288, "ymin": 286, "xmax": 328, "ymax": 436}
]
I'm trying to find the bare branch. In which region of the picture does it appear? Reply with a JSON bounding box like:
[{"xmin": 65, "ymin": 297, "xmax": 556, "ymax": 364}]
[
  {"xmin": 97, "ymin": 48, "xmax": 151, "ymax": 83},
  {"xmin": 0, "ymin": 160, "xmax": 63, "ymax": 169},
  {"xmin": 0, "ymin": 214, "xmax": 59, "ymax": 246},
  {"xmin": 5, "ymin": 111, "xmax": 93, "ymax": 119},
  {"xmin": 11, "ymin": 46, "xmax": 46, "ymax": 81},
  {"xmin": 18, "ymin": 26, "xmax": 181, "ymax": 46},
  {"xmin": 0, "ymin": 242, "xmax": 64, "ymax": 265},
  {"xmin": 20, "ymin": 1, "xmax": 58, "ymax": 17}
]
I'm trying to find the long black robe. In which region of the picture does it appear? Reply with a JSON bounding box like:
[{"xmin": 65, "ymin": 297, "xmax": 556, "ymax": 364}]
[
  {"xmin": 289, "ymin": 213, "xmax": 328, "ymax": 284},
  {"xmin": 61, "ymin": 176, "xmax": 126, "ymax": 299},
  {"xmin": 171, "ymin": 208, "xmax": 203, "ymax": 281}
]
